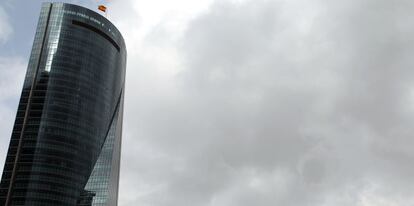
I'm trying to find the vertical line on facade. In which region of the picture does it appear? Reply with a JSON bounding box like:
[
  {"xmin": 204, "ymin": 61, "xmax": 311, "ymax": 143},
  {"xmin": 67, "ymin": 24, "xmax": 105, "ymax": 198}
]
[{"xmin": 4, "ymin": 3, "xmax": 53, "ymax": 205}]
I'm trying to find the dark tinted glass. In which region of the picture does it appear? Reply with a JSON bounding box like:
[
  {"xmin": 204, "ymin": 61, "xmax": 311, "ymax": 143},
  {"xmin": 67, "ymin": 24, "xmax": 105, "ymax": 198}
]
[{"xmin": 0, "ymin": 3, "xmax": 126, "ymax": 206}]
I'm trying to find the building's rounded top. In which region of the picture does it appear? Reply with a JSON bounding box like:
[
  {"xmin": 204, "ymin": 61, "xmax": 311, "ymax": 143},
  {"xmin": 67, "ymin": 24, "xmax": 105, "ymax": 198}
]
[{"xmin": 49, "ymin": 2, "xmax": 126, "ymax": 52}]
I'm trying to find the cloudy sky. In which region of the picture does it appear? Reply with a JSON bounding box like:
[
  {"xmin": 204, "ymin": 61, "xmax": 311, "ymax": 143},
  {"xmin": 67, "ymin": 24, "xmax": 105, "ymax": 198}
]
[{"xmin": 1, "ymin": 0, "xmax": 414, "ymax": 205}]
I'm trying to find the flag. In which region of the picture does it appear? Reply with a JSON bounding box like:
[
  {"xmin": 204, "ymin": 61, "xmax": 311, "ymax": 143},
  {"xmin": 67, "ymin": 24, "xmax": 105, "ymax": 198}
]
[{"xmin": 98, "ymin": 5, "xmax": 107, "ymax": 12}]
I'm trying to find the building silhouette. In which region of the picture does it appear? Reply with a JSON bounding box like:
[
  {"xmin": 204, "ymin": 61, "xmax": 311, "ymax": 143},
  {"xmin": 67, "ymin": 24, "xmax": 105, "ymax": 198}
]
[{"xmin": 0, "ymin": 3, "xmax": 126, "ymax": 205}]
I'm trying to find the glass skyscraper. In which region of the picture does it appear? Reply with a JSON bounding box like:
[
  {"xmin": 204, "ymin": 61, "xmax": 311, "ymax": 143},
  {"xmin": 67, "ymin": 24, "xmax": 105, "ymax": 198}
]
[{"xmin": 0, "ymin": 3, "xmax": 126, "ymax": 206}]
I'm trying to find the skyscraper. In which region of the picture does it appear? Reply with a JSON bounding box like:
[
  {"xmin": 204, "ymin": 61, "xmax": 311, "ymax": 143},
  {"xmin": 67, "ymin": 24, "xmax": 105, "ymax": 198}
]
[{"xmin": 0, "ymin": 3, "xmax": 126, "ymax": 206}]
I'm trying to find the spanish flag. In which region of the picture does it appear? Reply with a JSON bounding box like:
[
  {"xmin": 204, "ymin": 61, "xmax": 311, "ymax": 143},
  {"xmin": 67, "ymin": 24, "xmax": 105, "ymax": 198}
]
[{"xmin": 98, "ymin": 5, "xmax": 107, "ymax": 12}]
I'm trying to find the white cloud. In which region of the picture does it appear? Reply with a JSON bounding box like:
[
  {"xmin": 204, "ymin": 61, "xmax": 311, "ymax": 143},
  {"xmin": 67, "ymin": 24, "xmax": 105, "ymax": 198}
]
[
  {"xmin": 107, "ymin": 0, "xmax": 414, "ymax": 205},
  {"xmin": 0, "ymin": 6, "xmax": 12, "ymax": 44},
  {"xmin": 1, "ymin": 0, "xmax": 414, "ymax": 205}
]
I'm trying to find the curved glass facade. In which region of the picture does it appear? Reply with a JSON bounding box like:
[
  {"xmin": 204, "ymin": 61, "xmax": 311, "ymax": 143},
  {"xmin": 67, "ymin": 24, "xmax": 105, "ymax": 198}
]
[{"xmin": 0, "ymin": 3, "xmax": 126, "ymax": 206}]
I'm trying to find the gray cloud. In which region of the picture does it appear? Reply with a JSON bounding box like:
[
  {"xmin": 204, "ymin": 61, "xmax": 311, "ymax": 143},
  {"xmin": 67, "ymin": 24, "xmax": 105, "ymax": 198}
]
[
  {"xmin": 1, "ymin": 0, "xmax": 414, "ymax": 205},
  {"xmin": 0, "ymin": 5, "xmax": 12, "ymax": 44},
  {"xmin": 118, "ymin": 0, "xmax": 414, "ymax": 205}
]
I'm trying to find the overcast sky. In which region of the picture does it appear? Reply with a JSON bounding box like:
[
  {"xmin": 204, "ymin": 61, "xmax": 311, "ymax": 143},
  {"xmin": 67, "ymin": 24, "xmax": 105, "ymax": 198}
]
[{"xmin": 1, "ymin": 0, "xmax": 414, "ymax": 205}]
